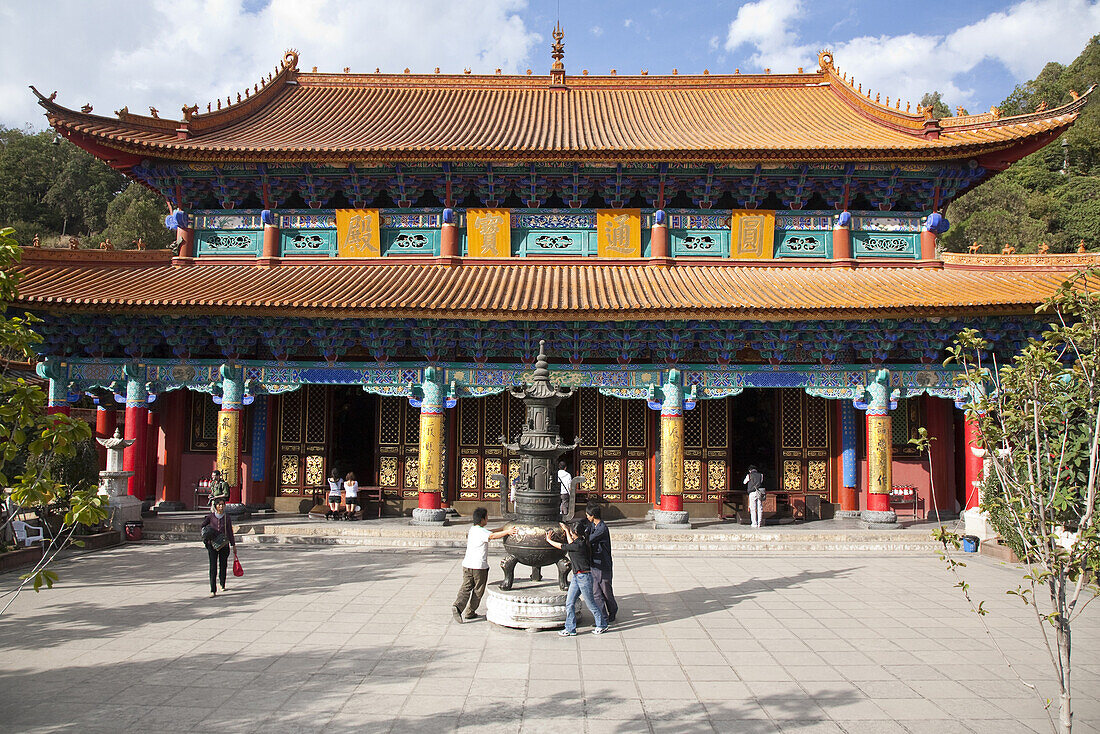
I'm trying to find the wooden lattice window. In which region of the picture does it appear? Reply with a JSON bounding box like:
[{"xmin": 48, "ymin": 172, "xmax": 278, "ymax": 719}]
[
  {"xmin": 277, "ymin": 385, "xmax": 329, "ymax": 496},
  {"xmin": 683, "ymin": 398, "xmax": 730, "ymax": 503},
  {"xmin": 189, "ymin": 391, "xmax": 219, "ymax": 452},
  {"xmin": 577, "ymin": 390, "xmax": 651, "ymax": 504},
  {"xmin": 456, "ymin": 393, "xmax": 524, "ymax": 502}
]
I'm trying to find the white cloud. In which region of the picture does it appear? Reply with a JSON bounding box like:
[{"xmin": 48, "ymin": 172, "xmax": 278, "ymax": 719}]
[
  {"xmin": 624, "ymin": 18, "xmax": 633, "ymax": 28},
  {"xmin": 724, "ymin": 0, "xmax": 1100, "ymax": 109},
  {"xmin": 590, "ymin": 25, "xmax": 603, "ymax": 37},
  {"xmin": 1, "ymin": 0, "xmax": 540, "ymax": 129},
  {"xmin": 724, "ymin": 0, "xmax": 813, "ymax": 73}
]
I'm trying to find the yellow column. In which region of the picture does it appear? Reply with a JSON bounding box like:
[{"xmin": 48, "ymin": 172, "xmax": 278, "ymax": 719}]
[
  {"xmin": 418, "ymin": 412, "xmax": 443, "ymax": 509},
  {"xmin": 216, "ymin": 409, "xmax": 240, "ymax": 489},
  {"xmin": 863, "ymin": 369, "xmax": 894, "ymax": 517},
  {"xmin": 660, "ymin": 413, "xmax": 684, "ymax": 510},
  {"xmin": 866, "ymin": 413, "xmax": 893, "ymax": 509}
]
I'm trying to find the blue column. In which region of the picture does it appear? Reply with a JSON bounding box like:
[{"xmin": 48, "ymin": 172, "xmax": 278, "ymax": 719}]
[
  {"xmin": 840, "ymin": 400, "xmax": 858, "ymax": 513},
  {"xmin": 250, "ymin": 395, "xmax": 268, "ymax": 484}
]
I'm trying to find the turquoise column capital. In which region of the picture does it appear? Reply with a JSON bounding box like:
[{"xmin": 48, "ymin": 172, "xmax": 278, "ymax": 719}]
[
  {"xmin": 123, "ymin": 363, "xmax": 148, "ymax": 408},
  {"xmin": 47, "ymin": 378, "xmax": 68, "ymax": 408},
  {"xmin": 219, "ymin": 363, "xmax": 245, "ymax": 410},
  {"xmin": 865, "ymin": 368, "xmax": 891, "ymax": 417}
]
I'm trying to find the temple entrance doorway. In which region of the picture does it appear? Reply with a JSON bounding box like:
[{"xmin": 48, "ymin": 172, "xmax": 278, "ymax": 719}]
[
  {"xmin": 727, "ymin": 390, "xmax": 777, "ymax": 492},
  {"xmin": 331, "ymin": 386, "xmax": 376, "ymax": 485}
]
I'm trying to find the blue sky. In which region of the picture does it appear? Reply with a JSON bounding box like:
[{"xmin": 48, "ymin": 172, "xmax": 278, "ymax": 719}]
[{"xmin": 2, "ymin": 0, "xmax": 1097, "ymax": 129}]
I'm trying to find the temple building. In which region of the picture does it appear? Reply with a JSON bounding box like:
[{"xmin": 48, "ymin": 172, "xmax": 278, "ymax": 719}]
[{"xmin": 18, "ymin": 39, "xmax": 1096, "ymax": 525}]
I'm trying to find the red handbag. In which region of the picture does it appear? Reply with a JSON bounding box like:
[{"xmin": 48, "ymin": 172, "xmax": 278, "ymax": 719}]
[{"xmin": 232, "ymin": 551, "xmax": 244, "ymax": 577}]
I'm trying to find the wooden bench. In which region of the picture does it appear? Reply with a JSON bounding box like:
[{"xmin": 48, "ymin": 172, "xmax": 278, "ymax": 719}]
[
  {"xmin": 358, "ymin": 486, "xmax": 384, "ymax": 518},
  {"xmin": 720, "ymin": 490, "xmax": 795, "ymax": 523},
  {"xmin": 889, "ymin": 485, "xmax": 922, "ymax": 520}
]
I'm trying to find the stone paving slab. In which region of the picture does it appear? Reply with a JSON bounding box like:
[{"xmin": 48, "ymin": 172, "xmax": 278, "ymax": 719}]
[{"xmin": 0, "ymin": 543, "xmax": 1097, "ymax": 733}]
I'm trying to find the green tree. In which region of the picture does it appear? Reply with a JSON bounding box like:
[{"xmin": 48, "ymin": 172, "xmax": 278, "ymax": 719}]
[
  {"xmin": 919, "ymin": 91, "xmax": 955, "ymax": 118},
  {"xmin": 0, "ymin": 227, "xmax": 108, "ymax": 611},
  {"xmin": 944, "ymin": 36, "xmax": 1100, "ymax": 253},
  {"xmin": 940, "ymin": 177, "xmax": 1057, "ymax": 253},
  {"xmin": 45, "ymin": 147, "xmax": 125, "ymax": 237},
  {"xmin": 101, "ymin": 182, "xmax": 173, "ymax": 249},
  {"xmin": 0, "ymin": 127, "xmax": 125, "ymax": 246},
  {"xmin": 942, "ymin": 270, "xmax": 1100, "ymax": 734}
]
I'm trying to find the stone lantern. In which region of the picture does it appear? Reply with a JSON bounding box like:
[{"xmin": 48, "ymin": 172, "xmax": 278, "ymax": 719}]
[{"xmin": 97, "ymin": 428, "xmax": 141, "ymax": 531}]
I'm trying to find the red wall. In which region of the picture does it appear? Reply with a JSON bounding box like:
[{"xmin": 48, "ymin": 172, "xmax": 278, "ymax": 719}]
[{"xmin": 855, "ymin": 396, "xmax": 959, "ymax": 517}]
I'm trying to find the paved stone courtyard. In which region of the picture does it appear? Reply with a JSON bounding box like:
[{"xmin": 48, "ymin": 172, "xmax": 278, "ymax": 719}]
[{"xmin": 0, "ymin": 543, "xmax": 1097, "ymax": 733}]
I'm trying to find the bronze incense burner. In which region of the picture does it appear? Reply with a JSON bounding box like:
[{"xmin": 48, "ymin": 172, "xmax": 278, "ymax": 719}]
[{"xmin": 495, "ymin": 341, "xmax": 580, "ymax": 590}]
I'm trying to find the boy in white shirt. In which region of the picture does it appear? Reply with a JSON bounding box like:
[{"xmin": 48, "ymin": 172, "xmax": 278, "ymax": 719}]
[{"xmin": 452, "ymin": 507, "xmax": 514, "ymax": 623}]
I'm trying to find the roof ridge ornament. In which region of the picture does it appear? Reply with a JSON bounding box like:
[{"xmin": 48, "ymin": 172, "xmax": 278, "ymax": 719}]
[{"xmin": 550, "ymin": 22, "xmax": 565, "ymax": 87}]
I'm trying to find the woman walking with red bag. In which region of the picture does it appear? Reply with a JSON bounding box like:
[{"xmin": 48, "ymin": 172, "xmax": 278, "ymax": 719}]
[{"xmin": 200, "ymin": 498, "xmax": 236, "ymax": 597}]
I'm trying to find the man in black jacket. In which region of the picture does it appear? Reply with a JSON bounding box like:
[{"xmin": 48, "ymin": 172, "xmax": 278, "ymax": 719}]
[{"xmin": 585, "ymin": 506, "xmax": 618, "ymax": 624}]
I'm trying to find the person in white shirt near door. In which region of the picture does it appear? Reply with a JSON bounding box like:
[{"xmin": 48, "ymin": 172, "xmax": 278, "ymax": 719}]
[
  {"xmin": 744, "ymin": 465, "xmax": 765, "ymax": 528},
  {"xmin": 558, "ymin": 460, "xmax": 573, "ymax": 517}
]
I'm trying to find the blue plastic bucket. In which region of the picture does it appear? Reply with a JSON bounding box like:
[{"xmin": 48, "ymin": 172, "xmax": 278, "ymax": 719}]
[{"xmin": 961, "ymin": 535, "xmax": 979, "ymax": 553}]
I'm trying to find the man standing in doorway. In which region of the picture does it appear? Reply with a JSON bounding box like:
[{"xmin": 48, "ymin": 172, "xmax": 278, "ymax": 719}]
[
  {"xmin": 745, "ymin": 465, "xmax": 765, "ymax": 528},
  {"xmin": 452, "ymin": 507, "xmax": 514, "ymax": 623},
  {"xmin": 586, "ymin": 505, "xmax": 618, "ymax": 624},
  {"xmin": 558, "ymin": 460, "xmax": 573, "ymax": 517}
]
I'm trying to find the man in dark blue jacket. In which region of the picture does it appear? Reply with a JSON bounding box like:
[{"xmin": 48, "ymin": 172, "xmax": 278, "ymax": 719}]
[{"xmin": 585, "ymin": 506, "xmax": 618, "ymax": 623}]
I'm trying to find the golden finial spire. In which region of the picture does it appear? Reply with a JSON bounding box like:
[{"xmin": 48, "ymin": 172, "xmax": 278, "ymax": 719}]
[
  {"xmin": 550, "ymin": 22, "xmax": 566, "ymax": 86},
  {"xmin": 551, "ymin": 22, "xmax": 565, "ymax": 71}
]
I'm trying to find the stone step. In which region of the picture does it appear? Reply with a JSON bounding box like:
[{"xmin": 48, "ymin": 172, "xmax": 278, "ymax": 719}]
[{"xmin": 142, "ymin": 519, "xmax": 941, "ymax": 553}]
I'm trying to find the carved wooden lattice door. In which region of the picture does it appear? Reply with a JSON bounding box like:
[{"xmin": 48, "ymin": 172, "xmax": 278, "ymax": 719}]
[
  {"xmin": 778, "ymin": 389, "xmax": 831, "ymax": 503},
  {"xmin": 683, "ymin": 399, "xmax": 730, "ymax": 503},
  {"xmin": 277, "ymin": 385, "xmax": 329, "ymax": 496},
  {"xmin": 457, "ymin": 393, "xmax": 524, "ymax": 501},
  {"xmin": 577, "ymin": 390, "xmax": 650, "ymax": 504},
  {"xmin": 376, "ymin": 395, "xmax": 421, "ymax": 499}
]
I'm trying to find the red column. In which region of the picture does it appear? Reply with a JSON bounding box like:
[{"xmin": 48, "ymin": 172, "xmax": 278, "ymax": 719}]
[
  {"xmin": 161, "ymin": 391, "xmax": 185, "ymax": 506},
  {"xmin": 145, "ymin": 409, "xmax": 160, "ymax": 501},
  {"xmin": 964, "ymin": 414, "xmax": 983, "ymax": 510},
  {"xmin": 175, "ymin": 226, "xmax": 195, "ymax": 260},
  {"xmin": 920, "ymin": 230, "xmax": 937, "ymax": 260},
  {"xmin": 124, "ymin": 406, "xmax": 149, "ymax": 498},
  {"xmin": 94, "ymin": 400, "xmax": 117, "ymax": 469},
  {"xmin": 832, "ymin": 224, "xmax": 852, "ymax": 260},
  {"xmin": 650, "ymin": 218, "xmax": 669, "ymax": 260},
  {"xmin": 259, "ymin": 218, "xmax": 280, "ymax": 267},
  {"xmin": 440, "ymin": 218, "xmax": 459, "ymax": 258}
]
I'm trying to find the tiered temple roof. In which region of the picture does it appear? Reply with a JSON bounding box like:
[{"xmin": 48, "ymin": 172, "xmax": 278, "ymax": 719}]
[
  {"xmin": 15, "ymin": 248, "xmax": 1096, "ymax": 320},
  {"xmin": 17, "ymin": 49, "xmax": 1095, "ymax": 324},
  {"xmin": 32, "ymin": 50, "xmax": 1089, "ymax": 167}
]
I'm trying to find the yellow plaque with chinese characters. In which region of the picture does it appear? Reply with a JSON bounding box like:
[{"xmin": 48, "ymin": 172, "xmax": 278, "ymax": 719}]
[
  {"xmin": 466, "ymin": 209, "xmax": 511, "ymax": 258},
  {"xmin": 336, "ymin": 209, "xmax": 380, "ymax": 257},
  {"xmin": 596, "ymin": 209, "xmax": 641, "ymax": 258},
  {"xmin": 730, "ymin": 210, "xmax": 775, "ymax": 259}
]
